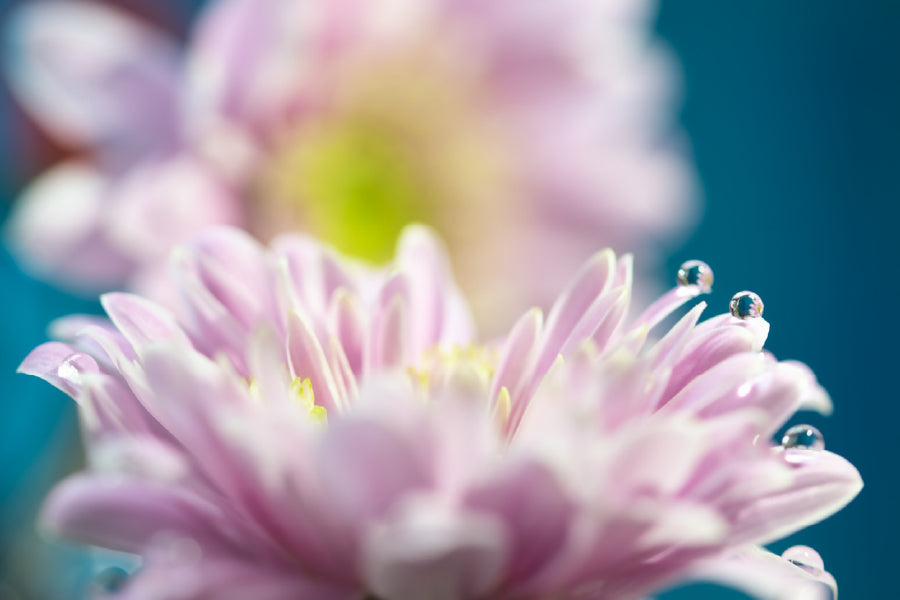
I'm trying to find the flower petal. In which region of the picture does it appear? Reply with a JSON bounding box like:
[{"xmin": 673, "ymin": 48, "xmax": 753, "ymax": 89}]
[
  {"xmin": 4, "ymin": 162, "xmax": 134, "ymax": 291},
  {"xmin": 689, "ymin": 546, "xmax": 837, "ymax": 600},
  {"xmin": 7, "ymin": 0, "xmax": 179, "ymax": 161},
  {"xmin": 41, "ymin": 475, "xmax": 238, "ymax": 555},
  {"xmin": 363, "ymin": 496, "xmax": 508, "ymax": 600},
  {"xmin": 727, "ymin": 450, "xmax": 863, "ymax": 545}
]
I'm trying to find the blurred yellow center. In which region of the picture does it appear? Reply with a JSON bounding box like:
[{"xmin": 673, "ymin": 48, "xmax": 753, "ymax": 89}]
[
  {"xmin": 265, "ymin": 121, "xmax": 433, "ymax": 262},
  {"xmin": 256, "ymin": 44, "xmax": 514, "ymax": 264}
]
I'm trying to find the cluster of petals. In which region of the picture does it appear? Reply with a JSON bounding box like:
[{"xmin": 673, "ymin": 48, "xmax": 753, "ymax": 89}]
[
  {"xmin": 21, "ymin": 225, "xmax": 860, "ymax": 599},
  {"xmin": 5, "ymin": 0, "xmax": 695, "ymax": 324}
]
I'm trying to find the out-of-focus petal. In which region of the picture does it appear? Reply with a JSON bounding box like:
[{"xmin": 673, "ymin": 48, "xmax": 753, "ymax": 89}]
[
  {"xmin": 689, "ymin": 546, "xmax": 838, "ymax": 600},
  {"xmin": 362, "ymin": 496, "xmax": 508, "ymax": 600},
  {"xmin": 105, "ymin": 156, "xmax": 243, "ymax": 264},
  {"xmin": 727, "ymin": 450, "xmax": 863, "ymax": 545},
  {"xmin": 41, "ymin": 475, "xmax": 237, "ymax": 555},
  {"xmin": 6, "ymin": 0, "xmax": 180, "ymax": 162},
  {"xmin": 4, "ymin": 162, "xmax": 135, "ymax": 291}
]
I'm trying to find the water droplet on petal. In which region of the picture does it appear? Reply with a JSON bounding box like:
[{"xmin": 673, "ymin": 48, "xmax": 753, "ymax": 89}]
[
  {"xmin": 781, "ymin": 424, "xmax": 825, "ymax": 451},
  {"xmin": 729, "ymin": 291, "xmax": 764, "ymax": 319},
  {"xmin": 781, "ymin": 424, "xmax": 825, "ymax": 463},
  {"xmin": 677, "ymin": 260, "xmax": 714, "ymax": 293},
  {"xmin": 93, "ymin": 566, "xmax": 129, "ymax": 594},
  {"xmin": 782, "ymin": 545, "xmax": 825, "ymax": 576}
]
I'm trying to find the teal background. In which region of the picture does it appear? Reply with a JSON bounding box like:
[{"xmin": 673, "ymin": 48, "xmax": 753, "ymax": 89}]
[{"xmin": 0, "ymin": 0, "xmax": 896, "ymax": 597}]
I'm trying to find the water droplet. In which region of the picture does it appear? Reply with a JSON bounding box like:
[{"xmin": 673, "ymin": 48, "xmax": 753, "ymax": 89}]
[
  {"xmin": 93, "ymin": 566, "xmax": 129, "ymax": 594},
  {"xmin": 781, "ymin": 424, "xmax": 825, "ymax": 451},
  {"xmin": 729, "ymin": 291, "xmax": 764, "ymax": 319},
  {"xmin": 676, "ymin": 260, "xmax": 714, "ymax": 293},
  {"xmin": 782, "ymin": 545, "xmax": 825, "ymax": 576}
]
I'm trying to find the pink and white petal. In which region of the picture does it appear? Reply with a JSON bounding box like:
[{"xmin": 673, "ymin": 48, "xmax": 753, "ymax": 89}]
[
  {"xmin": 606, "ymin": 418, "xmax": 712, "ymax": 499},
  {"xmin": 464, "ymin": 459, "xmax": 575, "ymax": 590},
  {"xmin": 626, "ymin": 284, "xmax": 707, "ymax": 337},
  {"xmin": 170, "ymin": 226, "xmax": 276, "ymax": 334},
  {"xmin": 658, "ymin": 322, "xmax": 758, "ymax": 407},
  {"xmin": 105, "ymin": 157, "xmax": 243, "ymax": 265},
  {"xmin": 88, "ymin": 436, "xmax": 189, "ymax": 483},
  {"xmin": 693, "ymin": 361, "xmax": 832, "ymax": 438},
  {"xmin": 328, "ymin": 289, "xmax": 366, "ymax": 376},
  {"xmin": 7, "ymin": 0, "xmax": 179, "ymax": 161},
  {"xmin": 4, "ymin": 162, "xmax": 134, "ymax": 291},
  {"xmin": 534, "ymin": 250, "xmax": 616, "ymax": 377},
  {"xmin": 490, "ymin": 308, "xmax": 542, "ymax": 432},
  {"xmin": 116, "ymin": 556, "xmax": 359, "ymax": 600},
  {"xmin": 692, "ymin": 312, "xmax": 770, "ymax": 352},
  {"xmin": 18, "ymin": 341, "xmax": 97, "ymax": 398},
  {"xmin": 362, "ymin": 496, "xmax": 509, "ymax": 600},
  {"xmin": 79, "ymin": 373, "xmax": 169, "ymax": 441},
  {"xmin": 727, "ymin": 450, "xmax": 863, "ymax": 545},
  {"xmin": 245, "ymin": 325, "xmax": 291, "ymax": 404},
  {"xmin": 139, "ymin": 344, "xmax": 259, "ymax": 498},
  {"xmin": 689, "ymin": 546, "xmax": 837, "ymax": 600},
  {"xmin": 584, "ymin": 285, "xmax": 630, "ymax": 353},
  {"xmin": 41, "ymin": 476, "xmax": 241, "ymax": 555},
  {"xmin": 395, "ymin": 225, "xmax": 475, "ymax": 350},
  {"xmin": 286, "ymin": 311, "xmax": 345, "ymax": 413},
  {"xmin": 215, "ymin": 406, "xmax": 359, "ymax": 582},
  {"xmin": 186, "ymin": 0, "xmax": 351, "ymax": 141},
  {"xmin": 660, "ymin": 352, "xmax": 776, "ymax": 417},
  {"xmin": 369, "ymin": 291, "xmax": 409, "ymax": 372},
  {"xmin": 319, "ymin": 418, "xmax": 433, "ymax": 526},
  {"xmin": 272, "ymin": 232, "xmax": 359, "ymax": 323},
  {"xmin": 101, "ymin": 293, "xmax": 192, "ymax": 353}
]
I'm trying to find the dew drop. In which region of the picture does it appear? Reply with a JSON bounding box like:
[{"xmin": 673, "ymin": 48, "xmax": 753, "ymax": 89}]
[
  {"xmin": 676, "ymin": 260, "xmax": 714, "ymax": 293},
  {"xmin": 781, "ymin": 424, "xmax": 825, "ymax": 451},
  {"xmin": 782, "ymin": 545, "xmax": 825, "ymax": 576},
  {"xmin": 93, "ymin": 566, "xmax": 129, "ymax": 594},
  {"xmin": 729, "ymin": 291, "xmax": 764, "ymax": 319}
]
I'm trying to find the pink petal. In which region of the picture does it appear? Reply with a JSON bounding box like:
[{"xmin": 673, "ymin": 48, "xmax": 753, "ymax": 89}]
[
  {"xmin": 41, "ymin": 475, "xmax": 240, "ymax": 555},
  {"xmin": 362, "ymin": 497, "xmax": 508, "ymax": 600},
  {"xmin": 534, "ymin": 250, "xmax": 616, "ymax": 378},
  {"xmin": 18, "ymin": 341, "xmax": 97, "ymax": 398},
  {"xmin": 320, "ymin": 418, "xmax": 433, "ymax": 525},
  {"xmin": 395, "ymin": 225, "xmax": 475, "ymax": 350},
  {"xmin": 8, "ymin": 0, "xmax": 179, "ymax": 162},
  {"xmin": 4, "ymin": 162, "xmax": 134, "ymax": 291},
  {"xmin": 464, "ymin": 459, "xmax": 574, "ymax": 590},
  {"xmin": 328, "ymin": 289, "xmax": 366, "ymax": 376},
  {"xmin": 490, "ymin": 308, "xmax": 542, "ymax": 434},
  {"xmin": 728, "ymin": 450, "xmax": 863, "ymax": 545},
  {"xmin": 286, "ymin": 311, "xmax": 344, "ymax": 413},
  {"xmin": 105, "ymin": 157, "xmax": 242, "ymax": 265},
  {"xmin": 689, "ymin": 546, "xmax": 837, "ymax": 600},
  {"xmin": 366, "ymin": 272, "xmax": 411, "ymax": 371},
  {"xmin": 101, "ymin": 293, "xmax": 191, "ymax": 353}
]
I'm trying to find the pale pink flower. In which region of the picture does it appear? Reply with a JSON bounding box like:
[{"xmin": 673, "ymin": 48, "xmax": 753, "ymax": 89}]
[
  {"xmin": 21, "ymin": 226, "xmax": 859, "ymax": 599},
  {"xmin": 6, "ymin": 0, "xmax": 695, "ymax": 327}
]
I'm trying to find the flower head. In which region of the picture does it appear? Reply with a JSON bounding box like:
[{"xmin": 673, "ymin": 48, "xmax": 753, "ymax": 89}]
[
  {"xmin": 22, "ymin": 226, "xmax": 859, "ymax": 599},
  {"xmin": 6, "ymin": 0, "xmax": 695, "ymax": 327}
]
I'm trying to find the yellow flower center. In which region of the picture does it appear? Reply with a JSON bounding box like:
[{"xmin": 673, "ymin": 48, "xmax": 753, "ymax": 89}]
[{"xmin": 254, "ymin": 41, "xmax": 517, "ymax": 264}]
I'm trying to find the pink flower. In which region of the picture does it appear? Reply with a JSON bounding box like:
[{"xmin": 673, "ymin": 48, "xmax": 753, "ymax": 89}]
[
  {"xmin": 6, "ymin": 0, "xmax": 696, "ymax": 328},
  {"xmin": 21, "ymin": 226, "xmax": 859, "ymax": 599}
]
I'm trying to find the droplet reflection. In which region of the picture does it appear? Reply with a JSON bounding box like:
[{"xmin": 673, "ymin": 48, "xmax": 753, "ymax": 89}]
[
  {"xmin": 676, "ymin": 260, "xmax": 714, "ymax": 293},
  {"xmin": 781, "ymin": 424, "xmax": 825, "ymax": 451},
  {"xmin": 782, "ymin": 545, "xmax": 825, "ymax": 576},
  {"xmin": 93, "ymin": 566, "xmax": 129, "ymax": 594},
  {"xmin": 729, "ymin": 291, "xmax": 764, "ymax": 319}
]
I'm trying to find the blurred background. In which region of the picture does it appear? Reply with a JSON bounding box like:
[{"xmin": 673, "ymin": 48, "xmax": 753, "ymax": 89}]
[{"xmin": 0, "ymin": 0, "xmax": 895, "ymax": 598}]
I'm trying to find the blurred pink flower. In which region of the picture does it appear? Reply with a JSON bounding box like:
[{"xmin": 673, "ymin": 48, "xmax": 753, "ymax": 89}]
[
  {"xmin": 6, "ymin": 0, "xmax": 696, "ymax": 328},
  {"xmin": 21, "ymin": 226, "xmax": 858, "ymax": 599}
]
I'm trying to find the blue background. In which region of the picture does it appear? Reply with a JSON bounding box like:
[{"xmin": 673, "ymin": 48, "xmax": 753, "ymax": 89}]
[{"xmin": 0, "ymin": 0, "xmax": 896, "ymax": 597}]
